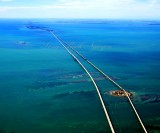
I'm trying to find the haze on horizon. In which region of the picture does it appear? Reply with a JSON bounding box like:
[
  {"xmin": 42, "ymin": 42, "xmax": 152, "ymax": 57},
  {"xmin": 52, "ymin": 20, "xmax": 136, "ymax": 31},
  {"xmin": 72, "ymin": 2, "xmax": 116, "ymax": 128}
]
[{"xmin": 0, "ymin": 0, "xmax": 160, "ymax": 19}]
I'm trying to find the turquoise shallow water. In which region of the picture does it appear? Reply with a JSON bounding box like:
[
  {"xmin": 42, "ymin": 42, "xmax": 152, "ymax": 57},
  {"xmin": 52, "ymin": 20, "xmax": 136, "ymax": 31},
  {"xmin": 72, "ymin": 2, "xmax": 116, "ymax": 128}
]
[{"xmin": 0, "ymin": 19, "xmax": 160, "ymax": 133}]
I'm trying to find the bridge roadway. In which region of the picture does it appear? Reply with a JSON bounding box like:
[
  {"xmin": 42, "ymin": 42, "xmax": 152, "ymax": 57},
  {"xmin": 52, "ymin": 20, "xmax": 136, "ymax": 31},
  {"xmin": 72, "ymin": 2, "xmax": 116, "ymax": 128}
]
[{"xmin": 50, "ymin": 31, "xmax": 147, "ymax": 133}]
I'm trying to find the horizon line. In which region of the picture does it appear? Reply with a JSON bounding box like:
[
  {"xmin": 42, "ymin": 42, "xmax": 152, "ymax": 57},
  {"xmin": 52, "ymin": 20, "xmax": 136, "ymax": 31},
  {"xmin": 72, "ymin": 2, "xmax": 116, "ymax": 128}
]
[{"xmin": 0, "ymin": 17, "xmax": 160, "ymax": 21}]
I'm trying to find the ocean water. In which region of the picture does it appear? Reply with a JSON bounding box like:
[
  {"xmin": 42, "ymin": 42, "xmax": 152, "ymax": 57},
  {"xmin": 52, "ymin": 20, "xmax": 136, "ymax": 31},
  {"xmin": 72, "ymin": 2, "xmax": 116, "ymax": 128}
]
[{"xmin": 0, "ymin": 19, "xmax": 160, "ymax": 133}]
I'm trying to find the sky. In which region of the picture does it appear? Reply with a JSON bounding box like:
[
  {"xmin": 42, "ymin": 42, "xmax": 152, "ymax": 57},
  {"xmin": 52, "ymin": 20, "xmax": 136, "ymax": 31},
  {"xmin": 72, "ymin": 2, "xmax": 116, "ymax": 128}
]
[{"xmin": 0, "ymin": 0, "xmax": 160, "ymax": 19}]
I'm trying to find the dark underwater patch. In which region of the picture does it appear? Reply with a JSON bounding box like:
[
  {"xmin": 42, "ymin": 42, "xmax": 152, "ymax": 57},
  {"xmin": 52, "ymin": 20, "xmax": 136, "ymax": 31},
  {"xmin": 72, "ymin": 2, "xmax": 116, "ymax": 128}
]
[
  {"xmin": 52, "ymin": 91, "xmax": 97, "ymax": 100},
  {"xmin": 140, "ymin": 94, "xmax": 160, "ymax": 104},
  {"xmin": 146, "ymin": 125, "xmax": 160, "ymax": 130},
  {"xmin": 31, "ymin": 81, "xmax": 69, "ymax": 89}
]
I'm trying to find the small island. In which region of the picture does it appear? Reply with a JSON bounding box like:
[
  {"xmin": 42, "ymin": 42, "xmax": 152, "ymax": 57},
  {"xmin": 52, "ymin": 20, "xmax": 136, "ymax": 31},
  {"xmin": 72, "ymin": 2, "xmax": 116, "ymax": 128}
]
[
  {"xmin": 16, "ymin": 41, "xmax": 27, "ymax": 45},
  {"xmin": 109, "ymin": 90, "xmax": 133, "ymax": 97}
]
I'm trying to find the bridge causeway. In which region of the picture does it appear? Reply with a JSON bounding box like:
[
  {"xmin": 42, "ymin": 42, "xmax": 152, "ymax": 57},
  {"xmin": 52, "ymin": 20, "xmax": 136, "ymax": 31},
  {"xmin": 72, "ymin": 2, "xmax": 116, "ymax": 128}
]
[{"xmin": 50, "ymin": 31, "xmax": 147, "ymax": 133}]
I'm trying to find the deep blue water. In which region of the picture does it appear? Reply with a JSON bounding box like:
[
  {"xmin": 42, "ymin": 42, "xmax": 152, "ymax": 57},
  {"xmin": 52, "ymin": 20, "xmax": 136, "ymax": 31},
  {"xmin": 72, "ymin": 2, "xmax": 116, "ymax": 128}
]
[{"xmin": 0, "ymin": 19, "xmax": 160, "ymax": 133}]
